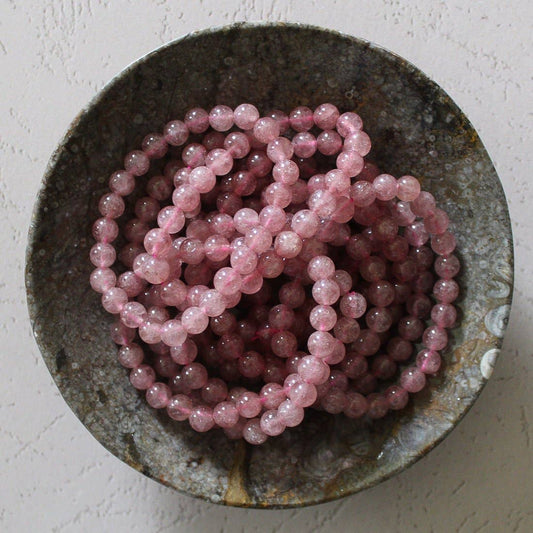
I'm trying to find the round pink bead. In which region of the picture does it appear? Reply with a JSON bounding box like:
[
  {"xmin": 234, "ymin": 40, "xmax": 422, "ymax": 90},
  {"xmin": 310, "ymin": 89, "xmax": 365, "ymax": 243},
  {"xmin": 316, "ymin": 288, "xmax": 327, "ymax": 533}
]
[
  {"xmin": 433, "ymin": 279, "xmax": 460, "ymax": 303},
  {"xmin": 274, "ymin": 231, "xmax": 302, "ymax": 259},
  {"xmin": 308, "ymin": 189, "xmax": 337, "ymax": 218},
  {"xmin": 411, "ymin": 191, "xmax": 436, "ymax": 217},
  {"xmin": 234, "ymin": 103, "xmax": 260, "ymax": 130},
  {"xmin": 373, "ymin": 174, "xmax": 398, "ymax": 201},
  {"xmin": 292, "ymin": 132, "xmax": 317, "ymax": 158},
  {"xmin": 181, "ymin": 363, "xmax": 208, "ymax": 390},
  {"xmin": 223, "ymin": 131, "xmax": 250, "ymax": 159},
  {"xmin": 102, "ymin": 287, "xmax": 127, "ymax": 314},
  {"xmin": 260, "ymin": 410, "xmax": 286, "ymax": 436},
  {"xmin": 322, "ymin": 388, "xmax": 347, "ymax": 414},
  {"xmin": 313, "ymin": 103, "xmax": 340, "ymax": 130},
  {"xmin": 400, "ymin": 367, "xmax": 427, "ymax": 393},
  {"xmin": 109, "ymin": 171, "xmax": 135, "ymax": 196},
  {"xmin": 277, "ymin": 399, "xmax": 304, "ymax": 427},
  {"xmin": 90, "ymin": 267, "xmax": 116, "ymax": 293},
  {"xmin": 336, "ymin": 112, "xmax": 363, "ymax": 137},
  {"xmin": 431, "ymin": 231, "xmax": 456, "ymax": 256},
  {"xmin": 289, "ymin": 106, "xmax": 313, "ymax": 132},
  {"xmin": 124, "ymin": 150, "xmax": 150, "ymax": 176},
  {"xmin": 201, "ymin": 378, "xmax": 228, "ymax": 404},
  {"xmin": 397, "ymin": 175, "xmax": 421, "ymax": 201},
  {"xmin": 416, "ymin": 349, "xmax": 442, "ymax": 374},
  {"xmin": 129, "ymin": 365, "xmax": 156, "ymax": 390},
  {"xmin": 189, "ymin": 166, "xmax": 216, "ymax": 193},
  {"xmin": 146, "ymin": 382, "xmax": 171, "ymax": 409},
  {"xmin": 243, "ymin": 419, "xmax": 268, "ymax": 445},
  {"xmin": 209, "ymin": 104, "xmax": 234, "ymax": 131},
  {"xmin": 344, "ymin": 130, "xmax": 371, "ymax": 156},
  {"xmin": 307, "ymin": 255, "xmax": 335, "ymax": 281},
  {"xmin": 309, "ymin": 305, "xmax": 337, "ymax": 331},
  {"xmin": 344, "ymin": 391, "xmax": 368, "ymax": 418},
  {"xmin": 160, "ymin": 320, "xmax": 187, "ymax": 347},
  {"xmin": 213, "ymin": 402, "xmax": 240, "ymax": 428},
  {"xmin": 205, "ymin": 148, "xmax": 233, "ymax": 176},
  {"xmin": 312, "ymin": 279, "xmax": 340, "ymax": 306},
  {"xmin": 272, "ymin": 160, "xmax": 299, "ymax": 185},
  {"xmin": 289, "ymin": 381, "xmax": 317, "ymax": 407},
  {"xmin": 431, "ymin": 303, "xmax": 457, "ymax": 327},
  {"xmin": 99, "ymin": 193, "xmax": 125, "ymax": 219},
  {"xmin": 434, "ymin": 255, "xmax": 460, "ymax": 279},
  {"xmin": 253, "ymin": 117, "xmax": 280, "ymax": 144},
  {"xmin": 267, "ymin": 136, "xmax": 294, "ymax": 163},
  {"xmin": 213, "ymin": 267, "xmax": 242, "ymax": 295},
  {"xmin": 117, "ymin": 343, "xmax": 144, "ymax": 368},
  {"xmin": 181, "ymin": 307, "xmax": 209, "ymax": 334},
  {"xmin": 334, "ymin": 316, "xmax": 361, "ymax": 343},
  {"xmin": 336, "ymin": 150, "xmax": 364, "ymax": 177},
  {"xmin": 142, "ymin": 133, "xmax": 168, "ymax": 159},
  {"xmin": 236, "ymin": 392, "xmax": 262, "ymax": 418},
  {"xmin": 164, "ymin": 120, "xmax": 189, "ymax": 146},
  {"xmin": 245, "ymin": 227, "xmax": 272, "ymax": 254},
  {"xmin": 317, "ymin": 130, "xmax": 343, "ymax": 156},
  {"xmin": 422, "ymin": 325, "xmax": 448, "ymax": 350},
  {"xmin": 184, "ymin": 107, "xmax": 209, "ymax": 134},
  {"xmin": 425, "ymin": 209, "xmax": 449, "ymax": 235},
  {"xmin": 189, "ymin": 406, "xmax": 215, "ymax": 432},
  {"xmin": 167, "ymin": 394, "xmax": 193, "ymax": 421},
  {"xmin": 307, "ymin": 330, "xmax": 336, "ymax": 358},
  {"xmin": 298, "ymin": 355, "xmax": 330, "ymax": 385}
]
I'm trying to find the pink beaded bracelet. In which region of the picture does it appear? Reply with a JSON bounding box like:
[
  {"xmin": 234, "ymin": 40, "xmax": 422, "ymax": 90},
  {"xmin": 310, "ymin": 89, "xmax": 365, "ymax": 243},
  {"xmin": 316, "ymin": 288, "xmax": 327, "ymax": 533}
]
[{"xmin": 89, "ymin": 102, "xmax": 459, "ymax": 445}]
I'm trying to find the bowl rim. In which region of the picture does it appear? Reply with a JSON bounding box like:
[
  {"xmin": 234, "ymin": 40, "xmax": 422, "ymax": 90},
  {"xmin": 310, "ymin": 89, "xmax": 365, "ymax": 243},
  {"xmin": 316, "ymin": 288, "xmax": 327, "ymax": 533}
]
[{"xmin": 25, "ymin": 21, "xmax": 514, "ymax": 508}]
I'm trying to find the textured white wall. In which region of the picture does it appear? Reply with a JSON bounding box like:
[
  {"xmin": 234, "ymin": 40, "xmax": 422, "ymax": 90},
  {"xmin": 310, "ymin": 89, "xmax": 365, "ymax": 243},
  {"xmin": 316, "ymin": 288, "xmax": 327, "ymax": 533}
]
[{"xmin": 1, "ymin": 1, "xmax": 532, "ymax": 531}]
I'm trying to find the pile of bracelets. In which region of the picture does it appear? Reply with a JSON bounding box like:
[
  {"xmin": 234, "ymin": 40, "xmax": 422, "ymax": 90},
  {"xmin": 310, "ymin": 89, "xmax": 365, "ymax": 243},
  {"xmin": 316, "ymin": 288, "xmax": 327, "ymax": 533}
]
[{"xmin": 89, "ymin": 103, "xmax": 459, "ymax": 445}]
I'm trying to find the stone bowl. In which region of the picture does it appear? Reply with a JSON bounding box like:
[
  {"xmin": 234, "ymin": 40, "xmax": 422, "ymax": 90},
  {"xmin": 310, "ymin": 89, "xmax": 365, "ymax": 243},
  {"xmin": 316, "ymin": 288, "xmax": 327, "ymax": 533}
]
[{"xmin": 25, "ymin": 23, "xmax": 513, "ymax": 508}]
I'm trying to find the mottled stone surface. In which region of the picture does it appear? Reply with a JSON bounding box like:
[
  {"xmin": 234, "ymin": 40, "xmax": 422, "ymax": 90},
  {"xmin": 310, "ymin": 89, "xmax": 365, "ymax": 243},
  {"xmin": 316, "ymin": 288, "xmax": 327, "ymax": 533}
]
[{"xmin": 25, "ymin": 23, "xmax": 512, "ymax": 508}]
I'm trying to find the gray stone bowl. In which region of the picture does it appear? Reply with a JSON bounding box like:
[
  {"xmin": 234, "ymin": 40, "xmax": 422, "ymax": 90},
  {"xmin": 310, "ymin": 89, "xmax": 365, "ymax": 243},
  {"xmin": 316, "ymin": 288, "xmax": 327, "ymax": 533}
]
[{"xmin": 25, "ymin": 23, "xmax": 513, "ymax": 508}]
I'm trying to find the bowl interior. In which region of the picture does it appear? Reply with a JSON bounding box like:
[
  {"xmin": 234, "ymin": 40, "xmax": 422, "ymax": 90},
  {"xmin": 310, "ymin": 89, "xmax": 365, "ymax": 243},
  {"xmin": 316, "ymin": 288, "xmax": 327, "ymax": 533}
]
[{"xmin": 26, "ymin": 23, "xmax": 513, "ymax": 507}]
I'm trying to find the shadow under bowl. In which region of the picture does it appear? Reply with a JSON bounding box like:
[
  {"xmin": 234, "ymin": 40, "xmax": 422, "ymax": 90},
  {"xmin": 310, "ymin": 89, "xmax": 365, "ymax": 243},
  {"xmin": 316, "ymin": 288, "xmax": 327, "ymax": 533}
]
[{"xmin": 25, "ymin": 23, "xmax": 513, "ymax": 508}]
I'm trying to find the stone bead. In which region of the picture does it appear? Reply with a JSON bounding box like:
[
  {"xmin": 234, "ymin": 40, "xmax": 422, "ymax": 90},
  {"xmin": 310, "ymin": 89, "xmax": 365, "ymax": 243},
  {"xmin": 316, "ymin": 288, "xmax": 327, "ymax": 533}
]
[
  {"xmin": 344, "ymin": 130, "xmax": 371, "ymax": 156},
  {"xmin": 292, "ymin": 132, "xmax": 317, "ymax": 158},
  {"xmin": 209, "ymin": 104, "xmax": 234, "ymax": 131},
  {"xmin": 317, "ymin": 130, "xmax": 343, "ymax": 155},
  {"xmin": 344, "ymin": 391, "xmax": 368, "ymax": 418},
  {"xmin": 117, "ymin": 343, "xmax": 144, "ymax": 368},
  {"xmin": 336, "ymin": 150, "xmax": 364, "ymax": 177},
  {"xmin": 236, "ymin": 392, "xmax": 262, "ymax": 418},
  {"xmin": 313, "ymin": 103, "xmax": 340, "ymax": 129},
  {"xmin": 234, "ymin": 103, "xmax": 260, "ymax": 130},
  {"xmin": 213, "ymin": 402, "xmax": 240, "ymax": 428},
  {"xmin": 400, "ymin": 367, "xmax": 427, "ymax": 393},
  {"xmin": 164, "ymin": 120, "xmax": 189, "ymax": 146},
  {"xmin": 243, "ymin": 419, "xmax": 268, "ymax": 445},
  {"xmin": 298, "ymin": 355, "xmax": 330, "ymax": 385},
  {"xmin": 433, "ymin": 278, "xmax": 460, "ymax": 303},
  {"xmin": 124, "ymin": 150, "xmax": 150, "ymax": 176},
  {"xmin": 184, "ymin": 107, "xmax": 209, "ymax": 134},
  {"xmin": 373, "ymin": 174, "xmax": 398, "ymax": 201},
  {"xmin": 253, "ymin": 117, "xmax": 280, "ymax": 144},
  {"xmin": 336, "ymin": 112, "xmax": 363, "ymax": 137},
  {"xmin": 431, "ymin": 303, "xmax": 457, "ymax": 327},
  {"xmin": 340, "ymin": 292, "xmax": 367, "ymax": 319},
  {"xmin": 130, "ymin": 365, "xmax": 156, "ymax": 390},
  {"xmin": 312, "ymin": 279, "xmax": 341, "ymax": 306},
  {"xmin": 146, "ymin": 382, "xmax": 172, "ymax": 409},
  {"xmin": 189, "ymin": 407, "xmax": 215, "ymax": 432},
  {"xmin": 277, "ymin": 399, "xmax": 305, "ymax": 427}
]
